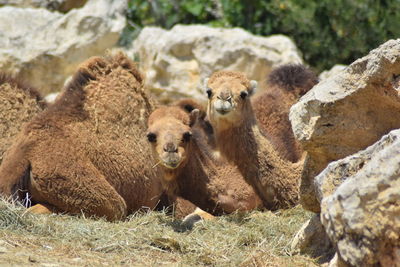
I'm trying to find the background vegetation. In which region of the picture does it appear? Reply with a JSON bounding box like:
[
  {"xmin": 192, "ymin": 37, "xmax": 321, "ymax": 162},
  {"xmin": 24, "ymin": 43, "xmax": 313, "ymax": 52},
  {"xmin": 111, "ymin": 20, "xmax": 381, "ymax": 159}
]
[{"xmin": 120, "ymin": 0, "xmax": 400, "ymax": 71}]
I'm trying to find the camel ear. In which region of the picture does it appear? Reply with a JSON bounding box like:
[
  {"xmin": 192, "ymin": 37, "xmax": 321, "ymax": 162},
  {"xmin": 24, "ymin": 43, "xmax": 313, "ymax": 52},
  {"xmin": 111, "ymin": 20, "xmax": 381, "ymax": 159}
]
[
  {"xmin": 249, "ymin": 80, "xmax": 258, "ymax": 95},
  {"xmin": 204, "ymin": 78, "xmax": 213, "ymax": 98},
  {"xmin": 189, "ymin": 109, "xmax": 200, "ymax": 127}
]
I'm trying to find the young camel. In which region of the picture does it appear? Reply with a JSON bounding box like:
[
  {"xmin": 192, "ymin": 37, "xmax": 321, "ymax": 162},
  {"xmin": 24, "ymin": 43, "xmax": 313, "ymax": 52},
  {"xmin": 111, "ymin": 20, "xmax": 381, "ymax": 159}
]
[
  {"xmin": 252, "ymin": 65, "xmax": 318, "ymax": 163},
  {"xmin": 0, "ymin": 53, "xmax": 164, "ymax": 221},
  {"xmin": 146, "ymin": 103, "xmax": 262, "ymax": 216},
  {"xmin": 205, "ymin": 70, "xmax": 304, "ymax": 210},
  {"xmin": 0, "ymin": 74, "xmax": 46, "ymax": 164}
]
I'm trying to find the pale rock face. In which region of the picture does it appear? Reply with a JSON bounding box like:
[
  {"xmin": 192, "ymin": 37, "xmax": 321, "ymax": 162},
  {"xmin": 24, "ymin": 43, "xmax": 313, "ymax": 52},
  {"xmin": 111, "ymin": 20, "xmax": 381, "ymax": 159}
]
[
  {"xmin": 0, "ymin": 0, "xmax": 87, "ymax": 12},
  {"xmin": 318, "ymin": 64, "xmax": 347, "ymax": 81},
  {"xmin": 291, "ymin": 214, "xmax": 334, "ymax": 263},
  {"xmin": 0, "ymin": 0, "xmax": 126, "ymax": 95},
  {"xmin": 289, "ymin": 39, "xmax": 400, "ymax": 212},
  {"xmin": 319, "ymin": 129, "xmax": 400, "ymax": 266},
  {"xmin": 129, "ymin": 25, "xmax": 303, "ymax": 101}
]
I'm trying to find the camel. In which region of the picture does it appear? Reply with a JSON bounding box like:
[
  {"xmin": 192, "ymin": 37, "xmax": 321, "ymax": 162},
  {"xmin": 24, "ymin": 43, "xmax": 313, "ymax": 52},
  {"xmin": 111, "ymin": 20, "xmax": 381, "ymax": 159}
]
[
  {"xmin": 0, "ymin": 74, "xmax": 46, "ymax": 164},
  {"xmin": 205, "ymin": 70, "xmax": 305, "ymax": 210},
  {"xmin": 0, "ymin": 53, "xmax": 165, "ymax": 221},
  {"xmin": 146, "ymin": 102, "xmax": 262, "ymax": 216},
  {"xmin": 252, "ymin": 64, "xmax": 318, "ymax": 162}
]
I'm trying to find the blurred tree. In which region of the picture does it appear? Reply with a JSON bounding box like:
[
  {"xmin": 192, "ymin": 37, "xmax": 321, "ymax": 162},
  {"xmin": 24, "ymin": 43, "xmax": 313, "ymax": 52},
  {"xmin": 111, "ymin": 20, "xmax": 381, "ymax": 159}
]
[{"xmin": 120, "ymin": 0, "xmax": 400, "ymax": 71}]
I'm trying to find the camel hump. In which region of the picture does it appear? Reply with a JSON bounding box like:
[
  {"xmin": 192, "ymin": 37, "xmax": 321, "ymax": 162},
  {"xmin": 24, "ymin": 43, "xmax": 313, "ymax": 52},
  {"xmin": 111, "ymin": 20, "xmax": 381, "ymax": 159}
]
[
  {"xmin": 0, "ymin": 72, "xmax": 46, "ymax": 109},
  {"xmin": 173, "ymin": 98, "xmax": 207, "ymax": 120},
  {"xmin": 267, "ymin": 64, "xmax": 318, "ymax": 96},
  {"xmin": 74, "ymin": 51, "xmax": 144, "ymax": 88}
]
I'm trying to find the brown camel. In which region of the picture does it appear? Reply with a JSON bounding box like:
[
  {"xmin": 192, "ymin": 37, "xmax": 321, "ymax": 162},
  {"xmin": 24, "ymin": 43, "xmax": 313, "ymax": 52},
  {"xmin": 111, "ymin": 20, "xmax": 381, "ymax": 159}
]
[
  {"xmin": 205, "ymin": 70, "xmax": 304, "ymax": 210},
  {"xmin": 0, "ymin": 74, "xmax": 46, "ymax": 164},
  {"xmin": 146, "ymin": 103, "xmax": 262, "ymax": 215},
  {"xmin": 0, "ymin": 53, "xmax": 164, "ymax": 221},
  {"xmin": 252, "ymin": 64, "xmax": 318, "ymax": 162}
]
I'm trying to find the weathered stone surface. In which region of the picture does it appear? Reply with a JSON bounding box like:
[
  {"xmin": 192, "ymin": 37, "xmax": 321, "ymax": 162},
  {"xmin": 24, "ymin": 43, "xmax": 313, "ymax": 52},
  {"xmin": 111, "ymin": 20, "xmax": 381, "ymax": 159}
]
[
  {"xmin": 291, "ymin": 214, "xmax": 334, "ymax": 263},
  {"xmin": 320, "ymin": 129, "xmax": 400, "ymax": 266},
  {"xmin": 0, "ymin": 0, "xmax": 126, "ymax": 95},
  {"xmin": 318, "ymin": 65, "xmax": 347, "ymax": 81},
  {"xmin": 130, "ymin": 25, "xmax": 303, "ymax": 101},
  {"xmin": 0, "ymin": 0, "xmax": 87, "ymax": 12},
  {"xmin": 289, "ymin": 39, "xmax": 400, "ymax": 212}
]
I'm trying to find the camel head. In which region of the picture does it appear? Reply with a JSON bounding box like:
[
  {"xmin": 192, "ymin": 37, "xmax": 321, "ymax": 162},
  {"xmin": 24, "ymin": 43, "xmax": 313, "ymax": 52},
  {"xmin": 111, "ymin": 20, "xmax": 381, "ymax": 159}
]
[
  {"xmin": 147, "ymin": 106, "xmax": 199, "ymax": 179},
  {"xmin": 205, "ymin": 71, "xmax": 257, "ymax": 129}
]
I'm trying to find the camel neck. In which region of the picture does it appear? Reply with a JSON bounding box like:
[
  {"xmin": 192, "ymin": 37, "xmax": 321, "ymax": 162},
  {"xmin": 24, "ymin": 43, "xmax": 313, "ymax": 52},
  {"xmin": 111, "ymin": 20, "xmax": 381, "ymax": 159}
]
[
  {"xmin": 214, "ymin": 110, "xmax": 299, "ymax": 209},
  {"xmin": 160, "ymin": 137, "xmax": 222, "ymax": 214}
]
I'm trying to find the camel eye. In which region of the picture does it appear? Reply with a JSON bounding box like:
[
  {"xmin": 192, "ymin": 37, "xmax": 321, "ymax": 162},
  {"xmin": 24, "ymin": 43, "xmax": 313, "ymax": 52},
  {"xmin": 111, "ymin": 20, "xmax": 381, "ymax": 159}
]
[
  {"xmin": 240, "ymin": 91, "xmax": 248, "ymax": 99},
  {"xmin": 182, "ymin": 132, "xmax": 192, "ymax": 142},
  {"xmin": 206, "ymin": 88, "xmax": 212, "ymax": 98},
  {"xmin": 147, "ymin": 132, "xmax": 157, "ymax": 143}
]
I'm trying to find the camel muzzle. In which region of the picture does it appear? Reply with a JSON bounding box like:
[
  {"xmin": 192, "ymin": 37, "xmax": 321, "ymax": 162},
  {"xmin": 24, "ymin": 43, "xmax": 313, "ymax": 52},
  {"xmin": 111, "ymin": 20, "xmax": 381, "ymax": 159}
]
[
  {"xmin": 161, "ymin": 152, "xmax": 182, "ymax": 169},
  {"xmin": 214, "ymin": 99, "xmax": 233, "ymax": 115}
]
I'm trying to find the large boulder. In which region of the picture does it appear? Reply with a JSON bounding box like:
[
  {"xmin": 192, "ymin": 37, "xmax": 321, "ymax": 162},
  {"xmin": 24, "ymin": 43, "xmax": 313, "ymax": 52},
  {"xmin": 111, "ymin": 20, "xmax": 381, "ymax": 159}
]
[
  {"xmin": 129, "ymin": 25, "xmax": 303, "ymax": 101},
  {"xmin": 318, "ymin": 64, "xmax": 347, "ymax": 81},
  {"xmin": 291, "ymin": 214, "xmax": 334, "ymax": 263},
  {"xmin": 319, "ymin": 129, "xmax": 400, "ymax": 266},
  {"xmin": 0, "ymin": 0, "xmax": 126, "ymax": 95},
  {"xmin": 289, "ymin": 39, "xmax": 400, "ymax": 212},
  {"xmin": 0, "ymin": 0, "xmax": 87, "ymax": 12}
]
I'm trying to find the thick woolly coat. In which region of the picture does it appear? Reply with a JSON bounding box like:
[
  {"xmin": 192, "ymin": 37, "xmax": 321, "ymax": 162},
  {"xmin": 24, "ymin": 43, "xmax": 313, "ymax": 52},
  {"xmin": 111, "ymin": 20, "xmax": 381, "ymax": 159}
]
[
  {"xmin": 0, "ymin": 53, "xmax": 163, "ymax": 220},
  {"xmin": 148, "ymin": 105, "xmax": 262, "ymax": 215},
  {"xmin": 0, "ymin": 74, "xmax": 46, "ymax": 163}
]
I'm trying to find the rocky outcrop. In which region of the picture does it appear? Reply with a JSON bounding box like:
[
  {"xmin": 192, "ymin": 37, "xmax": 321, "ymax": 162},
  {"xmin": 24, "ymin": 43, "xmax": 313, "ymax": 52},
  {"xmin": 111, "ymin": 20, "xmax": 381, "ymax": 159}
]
[
  {"xmin": 319, "ymin": 129, "xmax": 400, "ymax": 266},
  {"xmin": 130, "ymin": 25, "xmax": 303, "ymax": 101},
  {"xmin": 291, "ymin": 214, "xmax": 334, "ymax": 263},
  {"xmin": 289, "ymin": 39, "xmax": 400, "ymax": 212},
  {"xmin": 318, "ymin": 65, "xmax": 346, "ymax": 81},
  {"xmin": 0, "ymin": 0, "xmax": 87, "ymax": 12},
  {"xmin": 0, "ymin": 0, "xmax": 126, "ymax": 95}
]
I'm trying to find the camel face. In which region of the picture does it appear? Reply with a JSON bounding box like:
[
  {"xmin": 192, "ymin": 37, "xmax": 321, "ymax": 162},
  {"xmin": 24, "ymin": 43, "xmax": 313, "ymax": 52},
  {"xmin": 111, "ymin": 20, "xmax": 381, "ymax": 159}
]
[
  {"xmin": 147, "ymin": 109, "xmax": 193, "ymax": 176},
  {"xmin": 205, "ymin": 72, "xmax": 257, "ymax": 128}
]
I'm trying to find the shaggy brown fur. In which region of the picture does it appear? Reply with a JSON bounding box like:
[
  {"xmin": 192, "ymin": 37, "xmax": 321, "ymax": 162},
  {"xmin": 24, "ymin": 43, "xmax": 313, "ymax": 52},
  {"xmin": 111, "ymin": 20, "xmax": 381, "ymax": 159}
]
[
  {"xmin": 0, "ymin": 53, "xmax": 164, "ymax": 221},
  {"xmin": 252, "ymin": 64, "xmax": 318, "ymax": 162},
  {"xmin": 147, "ymin": 105, "xmax": 262, "ymax": 215},
  {"xmin": 172, "ymin": 98, "xmax": 216, "ymax": 149},
  {"xmin": 0, "ymin": 74, "xmax": 46, "ymax": 164},
  {"xmin": 206, "ymin": 70, "xmax": 303, "ymax": 210}
]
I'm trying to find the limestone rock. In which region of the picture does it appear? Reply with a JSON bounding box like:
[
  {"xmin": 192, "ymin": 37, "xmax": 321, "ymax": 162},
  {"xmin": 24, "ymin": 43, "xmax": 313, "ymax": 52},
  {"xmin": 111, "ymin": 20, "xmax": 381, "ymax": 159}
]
[
  {"xmin": 318, "ymin": 65, "xmax": 347, "ymax": 81},
  {"xmin": 130, "ymin": 25, "xmax": 303, "ymax": 101},
  {"xmin": 0, "ymin": 0, "xmax": 87, "ymax": 12},
  {"xmin": 320, "ymin": 129, "xmax": 400, "ymax": 266},
  {"xmin": 289, "ymin": 39, "xmax": 400, "ymax": 212},
  {"xmin": 315, "ymin": 129, "xmax": 400, "ymax": 202},
  {"xmin": 0, "ymin": 0, "xmax": 126, "ymax": 95},
  {"xmin": 291, "ymin": 214, "xmax": 334, "ymax": 263}
]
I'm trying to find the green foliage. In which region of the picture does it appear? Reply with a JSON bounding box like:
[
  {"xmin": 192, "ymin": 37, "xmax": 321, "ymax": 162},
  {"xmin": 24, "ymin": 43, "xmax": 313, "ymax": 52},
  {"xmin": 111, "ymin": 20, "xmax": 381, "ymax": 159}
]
[{"xmin": 122, "ymin": 0, "xmax": 400, "ymax": 71}]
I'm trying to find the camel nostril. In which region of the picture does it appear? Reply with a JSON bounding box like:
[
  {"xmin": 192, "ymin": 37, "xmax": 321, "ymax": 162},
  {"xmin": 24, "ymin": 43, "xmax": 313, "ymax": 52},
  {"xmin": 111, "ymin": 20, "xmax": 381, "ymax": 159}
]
[{"xmin": 163, "ymin": 143, "xmax": 178, "ymax": 153}]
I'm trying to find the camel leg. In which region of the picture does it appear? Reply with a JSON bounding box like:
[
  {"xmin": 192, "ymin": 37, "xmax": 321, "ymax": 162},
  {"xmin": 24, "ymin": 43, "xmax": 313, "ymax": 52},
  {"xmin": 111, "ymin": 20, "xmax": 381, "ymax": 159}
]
[
  {"xmin": 25, "ymin": 203, "xmax": 54, "ymax": 215},
  {"xmin": 29, "ymin": 158, "xmax": 127, "ymax": 221},
  {"xmin": 191, "ymin": 207, "xmax": 215, "ymax": 220},
  {"xmin": 173, "ymin": 197, "xmax": 197, "ymax": 219},
  {"xmin": 181, "ymin": 207, "xmax": 215, "ymax": 229}
]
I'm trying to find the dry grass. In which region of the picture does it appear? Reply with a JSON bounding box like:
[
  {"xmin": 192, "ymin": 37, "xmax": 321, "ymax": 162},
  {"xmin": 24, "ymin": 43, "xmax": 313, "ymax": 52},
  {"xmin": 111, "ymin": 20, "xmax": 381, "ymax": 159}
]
[{"xmin": 0, "ymin": 200, "xmax": 318, "ymax": 266}]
